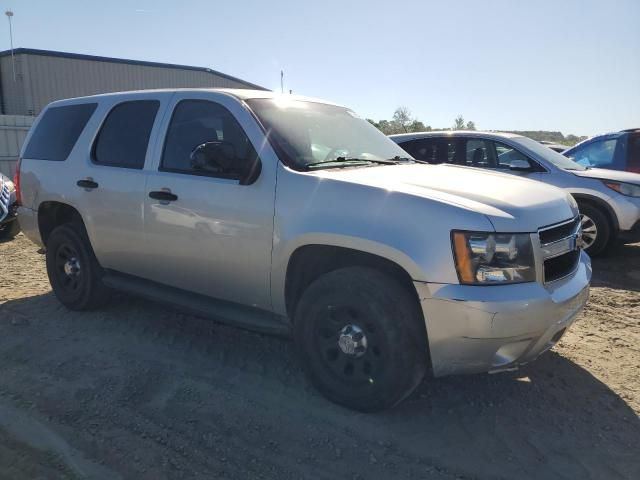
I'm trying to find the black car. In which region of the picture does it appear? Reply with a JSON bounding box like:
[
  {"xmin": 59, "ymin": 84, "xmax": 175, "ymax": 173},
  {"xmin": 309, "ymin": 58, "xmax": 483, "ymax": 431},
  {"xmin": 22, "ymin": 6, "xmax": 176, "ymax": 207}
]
[{"xmin": 0, "ymin": 172, "xmax": 20, "ymax": 240}]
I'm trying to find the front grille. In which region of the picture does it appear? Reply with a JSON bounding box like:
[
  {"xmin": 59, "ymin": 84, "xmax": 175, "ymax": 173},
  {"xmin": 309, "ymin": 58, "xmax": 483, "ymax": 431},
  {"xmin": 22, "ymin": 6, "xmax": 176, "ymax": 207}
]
[
  {"xmin": 0, "ymin": 180, "xmax": 10, "ymax": 223},
  {"xmin": 539, "ymin": 216, "xmax": 580, "ymax": 244},
  {"xmin": 544, "ymin": 250, "xmax": 580, "ymax": 283},
  {"xmin": 538, "ymin": 216, "xmax": 581, "ymax": 283}
]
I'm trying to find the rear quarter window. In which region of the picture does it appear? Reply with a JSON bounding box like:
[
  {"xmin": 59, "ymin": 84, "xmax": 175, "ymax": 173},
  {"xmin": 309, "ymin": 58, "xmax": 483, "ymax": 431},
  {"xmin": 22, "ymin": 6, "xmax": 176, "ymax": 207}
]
[{"xmin": 23, "ymin": 103, "xmax": 97, "ymax": 161}]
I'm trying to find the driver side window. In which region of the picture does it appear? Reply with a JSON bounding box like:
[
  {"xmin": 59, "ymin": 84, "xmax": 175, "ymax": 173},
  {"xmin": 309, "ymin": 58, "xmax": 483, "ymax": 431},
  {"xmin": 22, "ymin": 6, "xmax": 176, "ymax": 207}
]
[{"xmin": 161, "ymin": 100, "xmax": 258, "ymax": 179}]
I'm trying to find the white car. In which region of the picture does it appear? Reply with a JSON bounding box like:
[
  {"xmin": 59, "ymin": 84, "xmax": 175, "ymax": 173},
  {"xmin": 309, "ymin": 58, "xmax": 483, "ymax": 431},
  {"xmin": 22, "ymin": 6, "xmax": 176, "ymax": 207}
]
[{"xmin": 391, "ymin": 131, "xmax": 640, "ymax": 255}]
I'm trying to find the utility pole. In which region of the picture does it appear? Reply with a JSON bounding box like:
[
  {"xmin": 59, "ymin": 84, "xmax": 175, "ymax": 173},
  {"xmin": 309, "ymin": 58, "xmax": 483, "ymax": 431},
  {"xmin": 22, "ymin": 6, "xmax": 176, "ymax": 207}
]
[
  {"xmin": 280, "ymin": 70, "xmax": 284, "ymax": 94},
  {"xmin": 5, "ymin": 10, "xmax": 15, "ymax": 82}
]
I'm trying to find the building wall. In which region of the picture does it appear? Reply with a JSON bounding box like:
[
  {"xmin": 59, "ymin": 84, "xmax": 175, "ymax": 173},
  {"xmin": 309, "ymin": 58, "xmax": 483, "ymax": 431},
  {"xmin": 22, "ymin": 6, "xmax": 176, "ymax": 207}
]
[
  {"xmin": 0, "ymin": 114, "xmax": 33, "ymax": 177},
  {"xmin": 0, "ymin": 52, "xmax": 259, "ymax": 116}
]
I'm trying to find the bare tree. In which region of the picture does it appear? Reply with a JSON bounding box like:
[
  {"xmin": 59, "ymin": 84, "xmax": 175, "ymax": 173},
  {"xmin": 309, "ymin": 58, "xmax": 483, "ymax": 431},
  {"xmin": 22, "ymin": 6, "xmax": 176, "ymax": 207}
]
[
  {"xmin": 453, "ymin": 115, "xmax": 465, "ymax": 130},
  {"xmin": 393, "ymin": 106, "xmax": 413, "ymax": 133}
]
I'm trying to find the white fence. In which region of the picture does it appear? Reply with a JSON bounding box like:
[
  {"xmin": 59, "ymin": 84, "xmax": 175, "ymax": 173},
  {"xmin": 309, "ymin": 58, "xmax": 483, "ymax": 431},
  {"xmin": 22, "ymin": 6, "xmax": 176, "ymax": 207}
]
[{"xmin": 0, "ymin": 115, "xmax": 34, "ymax": 178}]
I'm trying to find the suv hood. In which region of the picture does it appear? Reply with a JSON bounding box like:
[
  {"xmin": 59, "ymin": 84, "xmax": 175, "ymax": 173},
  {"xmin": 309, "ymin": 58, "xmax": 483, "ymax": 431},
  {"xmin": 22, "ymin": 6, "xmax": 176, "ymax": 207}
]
[
  {"xmin": 569, "ymin": 167, "xmax": 640, "ymax": 185},
  {"xmin": 318, "ymin": 163, "xmax": 576, "ymax": 232}
]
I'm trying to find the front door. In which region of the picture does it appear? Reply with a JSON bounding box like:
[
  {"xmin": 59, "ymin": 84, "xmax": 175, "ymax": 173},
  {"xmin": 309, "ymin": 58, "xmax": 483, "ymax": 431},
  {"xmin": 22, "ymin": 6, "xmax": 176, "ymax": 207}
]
[{"xmin": 141, "ymin": 92, "xmax": 277, "ymax": 310}]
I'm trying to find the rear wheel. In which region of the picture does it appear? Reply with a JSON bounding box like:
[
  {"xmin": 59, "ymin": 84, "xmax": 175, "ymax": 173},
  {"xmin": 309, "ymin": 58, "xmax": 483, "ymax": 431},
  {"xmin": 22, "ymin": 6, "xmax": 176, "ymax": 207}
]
[
  {"xmin": 0, "ymin": 220, "xmax": 20, "ymax": 241},
  {"xmin": 578, "ymin": 203, "xmax": 611, "ymax": 256},
  {"xmin": 294, "ymin": 267, "xmax": 428, "ymax": 412},
  {"xmin": 45, "ymin": 223, "xmax": 111, "ymax": 310}
]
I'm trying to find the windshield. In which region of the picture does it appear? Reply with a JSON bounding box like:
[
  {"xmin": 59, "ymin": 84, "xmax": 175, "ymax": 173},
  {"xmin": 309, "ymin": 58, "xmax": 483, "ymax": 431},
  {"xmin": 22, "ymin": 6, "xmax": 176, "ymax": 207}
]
[
  {"xmin": 246, "ymin": 98, "xmax": 413, "ymax": 170},
  {"xmin": 515, "ymin": 136, "xmax": 587, "ymax": 171}
]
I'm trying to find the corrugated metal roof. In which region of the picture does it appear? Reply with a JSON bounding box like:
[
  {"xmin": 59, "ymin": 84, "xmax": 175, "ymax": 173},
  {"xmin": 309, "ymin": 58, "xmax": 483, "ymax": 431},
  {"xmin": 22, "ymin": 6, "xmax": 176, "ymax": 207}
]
[{"xmin": 0, "ymin": 48, "xmax": 268, "ymax": 91}]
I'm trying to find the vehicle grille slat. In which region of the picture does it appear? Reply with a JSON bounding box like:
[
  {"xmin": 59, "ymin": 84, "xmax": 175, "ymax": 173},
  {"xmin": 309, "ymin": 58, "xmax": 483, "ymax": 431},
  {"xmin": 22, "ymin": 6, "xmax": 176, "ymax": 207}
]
[{"xmin": 538, "ymin": 216, "xmax": 581, "ymax": 284}]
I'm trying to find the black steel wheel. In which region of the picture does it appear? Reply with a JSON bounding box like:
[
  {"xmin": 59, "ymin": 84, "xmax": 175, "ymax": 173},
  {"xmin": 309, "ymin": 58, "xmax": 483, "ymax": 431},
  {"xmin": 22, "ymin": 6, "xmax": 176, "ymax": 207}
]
[
  {"xmin": 45, "ymin": 223, "xmax": 111, "ymax": 310},
  {"xmin": 294, "ymin": 267, "xmax": 428, "ymax": 412}
]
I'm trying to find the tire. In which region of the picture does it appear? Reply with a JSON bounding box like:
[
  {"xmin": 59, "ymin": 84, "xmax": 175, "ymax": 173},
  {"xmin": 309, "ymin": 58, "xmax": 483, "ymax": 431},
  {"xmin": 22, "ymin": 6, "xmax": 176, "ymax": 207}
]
[
  {"xmin": 293, "ymin": 267, "xmax": 428, "ymax": 412},
  {"xmin": 45, "ymin": 223, "xmax": 111, "ymax": 310},
  {"xmin": 0, "ymin": 220, "xmax": 20, "ymax": 241},
  {"xmin": 578, "ymin": 203, "xmax": 611, "ymax": 257}
]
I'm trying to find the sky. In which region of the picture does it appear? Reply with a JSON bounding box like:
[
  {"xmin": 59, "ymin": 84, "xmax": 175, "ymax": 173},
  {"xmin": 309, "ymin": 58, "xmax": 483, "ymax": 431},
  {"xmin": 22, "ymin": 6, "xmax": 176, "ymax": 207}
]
[{"xmin": 1, "ymin": 0, "xmax": 638, "ymax": 136}]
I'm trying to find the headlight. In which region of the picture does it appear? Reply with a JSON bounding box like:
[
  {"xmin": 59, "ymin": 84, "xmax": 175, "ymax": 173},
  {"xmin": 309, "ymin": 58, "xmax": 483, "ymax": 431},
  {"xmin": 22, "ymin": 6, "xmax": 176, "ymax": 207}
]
[
  {"xmin": 603, "ymin": 181, "xmax": 640, "ymax": 198},
  {"xmin": 451, "ymin": 231, "xmax": 536, "ymax": 284}
]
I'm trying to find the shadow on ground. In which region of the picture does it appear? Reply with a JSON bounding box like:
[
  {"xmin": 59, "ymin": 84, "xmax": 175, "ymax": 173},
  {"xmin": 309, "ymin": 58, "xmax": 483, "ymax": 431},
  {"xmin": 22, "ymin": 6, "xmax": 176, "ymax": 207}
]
[
  {"xmin": 0, "ymin": 290, "xmax": 638, "ymax": 480},
  {"xmin": 591, "ymin": 242, "xmax": 640, "ymax": 292}
]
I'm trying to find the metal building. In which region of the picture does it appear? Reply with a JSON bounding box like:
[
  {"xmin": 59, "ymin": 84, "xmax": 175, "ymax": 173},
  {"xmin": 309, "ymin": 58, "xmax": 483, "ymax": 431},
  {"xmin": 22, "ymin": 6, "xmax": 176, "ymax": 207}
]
[{"xmin": 0, "ymin": 48, "xmax": 267, "ymax": 116}]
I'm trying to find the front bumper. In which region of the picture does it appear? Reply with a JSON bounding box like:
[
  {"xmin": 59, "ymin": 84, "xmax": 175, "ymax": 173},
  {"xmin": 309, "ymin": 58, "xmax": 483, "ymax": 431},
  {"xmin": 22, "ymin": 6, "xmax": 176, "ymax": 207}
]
[{"xmin": 414, "ymin": 250, "xmax": 591, "ymax": 377}]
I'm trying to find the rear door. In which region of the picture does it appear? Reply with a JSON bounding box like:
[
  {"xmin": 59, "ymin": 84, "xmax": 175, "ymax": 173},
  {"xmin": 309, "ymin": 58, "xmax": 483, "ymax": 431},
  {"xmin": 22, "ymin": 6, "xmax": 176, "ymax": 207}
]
[
  {"xmin": 74, "ymin": 92, "xmax": 170, "ymax": 275},
  {"xmin": 141, "ymin": 91, "xmax": 276, "ymax": 310}
]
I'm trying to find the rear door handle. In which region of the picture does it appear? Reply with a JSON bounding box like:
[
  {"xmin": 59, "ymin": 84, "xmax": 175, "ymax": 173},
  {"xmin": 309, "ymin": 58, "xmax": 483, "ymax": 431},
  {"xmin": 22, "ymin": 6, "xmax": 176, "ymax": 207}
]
[
  {"xmin": 149, "ymin": 190, "xmax": 178, "ymax": 202},
  {"xmin": 77, "ymin": 179, "xmax": 99, "ymax": 189}
]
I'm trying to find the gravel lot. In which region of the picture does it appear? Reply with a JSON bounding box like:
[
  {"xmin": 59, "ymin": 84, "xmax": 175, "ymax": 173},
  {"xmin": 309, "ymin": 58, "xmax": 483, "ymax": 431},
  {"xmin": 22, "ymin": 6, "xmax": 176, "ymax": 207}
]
[{"xmin": 0, "ymin": 234, "xmax": 638, "ymax": 480}]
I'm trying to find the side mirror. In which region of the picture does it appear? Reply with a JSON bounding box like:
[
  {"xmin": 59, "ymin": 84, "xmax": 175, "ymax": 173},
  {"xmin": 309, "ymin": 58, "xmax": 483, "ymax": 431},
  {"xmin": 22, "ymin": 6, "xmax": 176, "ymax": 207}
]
[
  {"xmin": 190, "ymin": 141, "xmax": 262, "ymax": 185},
  {"xmin": 190, "ymin": 141, "xmax": 236, "ymax": 172},
  {"xmin": 509, "ymin": 159, "xmax": 531, "ymax": 171}
]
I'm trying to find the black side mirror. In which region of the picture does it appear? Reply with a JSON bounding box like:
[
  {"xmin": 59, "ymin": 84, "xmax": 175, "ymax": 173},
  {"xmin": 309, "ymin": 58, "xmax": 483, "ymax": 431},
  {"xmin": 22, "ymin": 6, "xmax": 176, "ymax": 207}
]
[
  {"xmin": 190, "ymin": 141, "xmax": 236, "ymax": 172},
  {"xmin": 190, "ymin": 141, "xmax": 262, "ymax": 185}
]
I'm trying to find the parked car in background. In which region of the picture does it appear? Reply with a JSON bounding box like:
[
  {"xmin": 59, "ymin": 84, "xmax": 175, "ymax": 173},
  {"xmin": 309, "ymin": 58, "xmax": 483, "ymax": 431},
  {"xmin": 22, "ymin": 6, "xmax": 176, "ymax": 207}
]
[
  {"xmin": 0, "ymin": 172, "xmax": 20, "ymax": 241},
  {"xmin": 391, "ymin": 131, "xmax": 640, "ymax": 256},
  {"xmin": 563, "ymin": 129, "xmax": 640, "ymax": 173},
  {"xmin": 16, "ymin": 90, "xmax": 590, "ymax": 411},
  {"xmin": 539, "ymin": 140, "xmax": 568, "ymax": 153}
]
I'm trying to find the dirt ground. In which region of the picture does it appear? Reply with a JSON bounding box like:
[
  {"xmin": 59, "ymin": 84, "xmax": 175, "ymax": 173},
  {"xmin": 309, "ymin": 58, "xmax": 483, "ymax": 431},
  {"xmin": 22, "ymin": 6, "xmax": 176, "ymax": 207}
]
[{"xmin": 0, "ymin": 234, "xmax": 638, "ymax": 480}]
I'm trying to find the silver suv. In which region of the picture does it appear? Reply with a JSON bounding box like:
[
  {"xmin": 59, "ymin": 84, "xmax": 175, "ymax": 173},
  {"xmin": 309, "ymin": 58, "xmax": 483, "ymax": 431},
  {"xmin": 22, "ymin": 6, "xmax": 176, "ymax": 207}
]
[
  {"xmin": 17, "ymin": 90, "xmax": 591, "ymax": 411},
  {"xmin": 391, "ymin": 131, "xmax": 640, "ymax": 256}
]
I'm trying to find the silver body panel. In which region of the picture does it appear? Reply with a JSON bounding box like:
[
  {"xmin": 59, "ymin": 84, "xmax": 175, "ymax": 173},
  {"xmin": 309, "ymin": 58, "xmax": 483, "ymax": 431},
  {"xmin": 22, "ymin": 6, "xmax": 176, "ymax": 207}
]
[{"xmin": 18, "ymin": 89, "xmax": 591, "ymax": 378}]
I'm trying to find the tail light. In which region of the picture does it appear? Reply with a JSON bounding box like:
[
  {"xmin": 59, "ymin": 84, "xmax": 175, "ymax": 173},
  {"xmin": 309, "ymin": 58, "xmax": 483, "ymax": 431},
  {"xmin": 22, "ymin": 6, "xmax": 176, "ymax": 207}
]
[{"xmin": 13, "ymin": 157, "xmax": 21, "ymax": 205}]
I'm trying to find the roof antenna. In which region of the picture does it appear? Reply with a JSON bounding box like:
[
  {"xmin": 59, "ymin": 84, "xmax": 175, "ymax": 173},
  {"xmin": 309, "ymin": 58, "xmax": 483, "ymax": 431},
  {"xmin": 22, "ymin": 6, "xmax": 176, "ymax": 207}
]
[{"xmin": 5, "ymin": 10, "xmax": 15, "ymax": 82}]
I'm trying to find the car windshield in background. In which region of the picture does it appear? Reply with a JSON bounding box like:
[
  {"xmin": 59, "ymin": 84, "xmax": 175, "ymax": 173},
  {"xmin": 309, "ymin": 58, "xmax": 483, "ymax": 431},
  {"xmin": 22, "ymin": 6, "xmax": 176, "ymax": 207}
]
[
  {"xmin": 515, "ymin": 136, "xmax": 587, "ymax": 171},
  {"xmin": 246, "ymin": 98, "xmax": 413, "ymax": 170}
]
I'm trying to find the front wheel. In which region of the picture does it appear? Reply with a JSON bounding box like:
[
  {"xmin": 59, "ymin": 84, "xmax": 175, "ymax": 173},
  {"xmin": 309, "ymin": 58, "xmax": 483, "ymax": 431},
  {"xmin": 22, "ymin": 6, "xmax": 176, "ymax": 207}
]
[
  {"xmin": 0, "ymin": 220, "xmax": 20, "ymax": 241},
  {"xmin": 294, "ymin": 267, "xmax": 428, "ymax": 412},
  {"xmin": 578, "ymin": 203, "xmax": 611, "ymax": 256}
]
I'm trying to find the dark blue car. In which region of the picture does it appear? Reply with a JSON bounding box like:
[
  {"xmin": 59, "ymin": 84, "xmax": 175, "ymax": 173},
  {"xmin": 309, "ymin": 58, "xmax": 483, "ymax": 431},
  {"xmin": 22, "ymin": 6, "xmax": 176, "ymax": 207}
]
[{"xmin": 564, "ymin": 128, "xmax": 640, "ymax": 173}]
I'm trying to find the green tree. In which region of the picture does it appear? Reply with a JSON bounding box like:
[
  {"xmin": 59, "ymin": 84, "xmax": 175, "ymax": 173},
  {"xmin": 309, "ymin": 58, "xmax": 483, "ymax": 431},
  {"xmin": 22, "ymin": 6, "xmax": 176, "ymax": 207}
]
[
  {"xmin": 453, "ymin": 115, "xmax": 465, "ymax": 130},
  {"xmin": 465, "ymin": 121, "xmax": 476, "ymax": 130}
]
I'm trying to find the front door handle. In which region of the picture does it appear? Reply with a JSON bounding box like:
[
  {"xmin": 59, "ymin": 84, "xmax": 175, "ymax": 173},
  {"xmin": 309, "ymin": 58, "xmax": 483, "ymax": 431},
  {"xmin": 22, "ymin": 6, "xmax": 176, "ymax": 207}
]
[
  {"xmin": 77, "ymin": 179, "xmax": 99, "ymax": 189},
  {"xmin": 149, "ymin": 190, "xmax": 178, "ymax": 202}
]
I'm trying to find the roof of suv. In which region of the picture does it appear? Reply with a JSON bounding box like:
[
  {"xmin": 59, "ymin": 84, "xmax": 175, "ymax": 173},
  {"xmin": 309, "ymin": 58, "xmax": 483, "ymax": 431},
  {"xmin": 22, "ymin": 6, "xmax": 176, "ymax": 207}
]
[
  {"xmin": 389, "ymin": 131, "xmax": 524, "ymax": 143},
  {"xmin": 47, "ymin": 89, "xmax": 346, "ymax": 109}
]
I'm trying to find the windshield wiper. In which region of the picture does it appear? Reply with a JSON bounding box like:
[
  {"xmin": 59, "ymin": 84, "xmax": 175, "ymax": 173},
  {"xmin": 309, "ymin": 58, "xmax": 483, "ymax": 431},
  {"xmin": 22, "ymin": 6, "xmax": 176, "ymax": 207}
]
[
  {"xmin": 305, "ymin": 157, "xmax": 397, "ymax": 170},
  {"xmin": 387, "ymin": 155, "xmax": 427, "ymax": 164}
]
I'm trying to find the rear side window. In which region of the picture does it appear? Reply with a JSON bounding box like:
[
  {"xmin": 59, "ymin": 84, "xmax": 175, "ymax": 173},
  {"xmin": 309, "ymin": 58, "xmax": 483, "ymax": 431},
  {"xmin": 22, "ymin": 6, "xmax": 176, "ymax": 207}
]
[
  {"xmin": 92, "ymin": 100, "xmax": 160, "ymax": 169},
  {"xmin": 400, "ymin": 138, "xmax": 457, "ymax": 164},
  {"xmin": 23, "ymin": 103, "xmax": 97, "ymax": 161}
]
